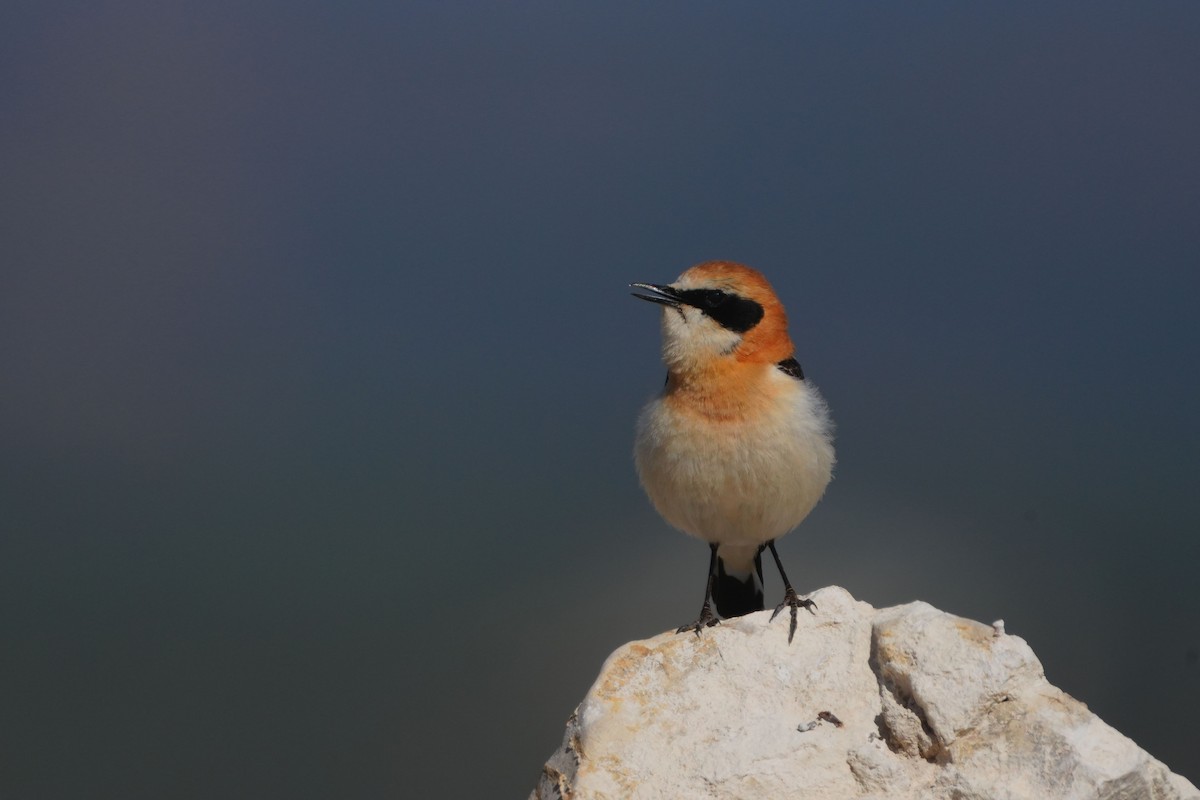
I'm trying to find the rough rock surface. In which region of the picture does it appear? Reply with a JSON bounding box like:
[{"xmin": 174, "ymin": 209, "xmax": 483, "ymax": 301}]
[{"xmin": 532, "ymin": 586, "xmax": 1198, "ymax": 800}]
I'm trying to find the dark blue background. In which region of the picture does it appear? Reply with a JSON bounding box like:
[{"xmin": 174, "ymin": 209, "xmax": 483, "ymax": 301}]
[{"xmin": 2, "ymin": 3, "xmax": 1197, "ymax": 797}]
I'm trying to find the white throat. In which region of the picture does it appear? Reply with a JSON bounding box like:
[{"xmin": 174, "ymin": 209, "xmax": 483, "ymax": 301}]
[{"xmin": 659, "ymin": 305, "xmax": 743, "ymax": 372}]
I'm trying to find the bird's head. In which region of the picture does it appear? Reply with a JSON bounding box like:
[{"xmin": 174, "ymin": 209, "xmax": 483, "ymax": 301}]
[{"xmin": 631, "ymin": 261, "xmax": 794, "ymax": 374}]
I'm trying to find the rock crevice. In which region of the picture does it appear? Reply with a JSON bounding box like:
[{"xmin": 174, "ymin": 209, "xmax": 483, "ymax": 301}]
[{"xmin": 868, "ymin": 627, "xmax": 940, "ymax": 763}]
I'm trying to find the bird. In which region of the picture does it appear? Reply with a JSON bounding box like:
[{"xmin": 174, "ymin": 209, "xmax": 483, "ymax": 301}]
[{"xmin": 630, "ymin": 261, "xmax": 835, "ymax": 643}]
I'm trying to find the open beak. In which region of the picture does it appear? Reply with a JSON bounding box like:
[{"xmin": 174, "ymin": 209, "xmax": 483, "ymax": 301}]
[{"xmin": 630, "ymin": 282, "xmax": 682, "ymax": 308}]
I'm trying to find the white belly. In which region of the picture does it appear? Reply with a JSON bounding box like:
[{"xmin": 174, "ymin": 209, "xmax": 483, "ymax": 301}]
[{"xmin": 634, "ymin": 378, "xmax": 834, "ymax": 549}]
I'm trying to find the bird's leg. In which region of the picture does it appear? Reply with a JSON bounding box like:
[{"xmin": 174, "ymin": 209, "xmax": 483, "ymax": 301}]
[
  {"xmin": 766, "ymin": 540, "xmax": 817, "ymax": 644},
  {"xmin": 676, "ymin": 543, "xmax": 722, "ymax": 636}
]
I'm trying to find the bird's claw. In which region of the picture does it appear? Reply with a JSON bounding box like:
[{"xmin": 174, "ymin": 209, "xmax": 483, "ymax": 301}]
[
  {"xmin": 770, "ymin": 587, "xmax": 817, "ymax": 644},
  {"xmin": 676, "ymin": 604, "xmax": 720, "ymax": 636}
]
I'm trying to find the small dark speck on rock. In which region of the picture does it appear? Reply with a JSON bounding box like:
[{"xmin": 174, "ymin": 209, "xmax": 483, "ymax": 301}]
[{"xmin": 817, "ymin": 711, "xmax": 843, "ymax": 728}]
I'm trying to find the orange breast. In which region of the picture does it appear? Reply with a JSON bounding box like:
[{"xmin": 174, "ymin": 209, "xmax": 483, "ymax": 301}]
[{"xmin": 663, "ymin": 362, "xmax": 786, "ymax": 423}]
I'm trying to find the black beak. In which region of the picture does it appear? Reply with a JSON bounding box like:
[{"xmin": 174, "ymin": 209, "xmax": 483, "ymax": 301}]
[{"xmin": 630, "ymin": 282, "xmax": 682, "ymax": 308}]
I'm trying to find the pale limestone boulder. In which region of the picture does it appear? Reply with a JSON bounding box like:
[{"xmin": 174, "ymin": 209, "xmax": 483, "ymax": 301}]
[{"xmin": 531, "ymin": 586, "xmax": 1197, "ymax": 800}]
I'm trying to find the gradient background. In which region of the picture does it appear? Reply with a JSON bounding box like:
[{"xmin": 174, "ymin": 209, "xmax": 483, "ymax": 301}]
[{"xmin": 2, "ymin": 3, "xmax": 1198, "ymax": 797}]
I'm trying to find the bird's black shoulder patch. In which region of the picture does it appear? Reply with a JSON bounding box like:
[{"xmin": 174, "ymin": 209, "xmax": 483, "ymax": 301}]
[{"xmin": 776, "ymin": 357, "xmax": 804, "ymax": 380}]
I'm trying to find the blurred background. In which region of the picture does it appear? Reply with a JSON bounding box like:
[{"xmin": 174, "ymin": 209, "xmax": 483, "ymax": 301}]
[{"xmin": 2, "ymin": 2, "xmax": 1198, "ymax": 797}]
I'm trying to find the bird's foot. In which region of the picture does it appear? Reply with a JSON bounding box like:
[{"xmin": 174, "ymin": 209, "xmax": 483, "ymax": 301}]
[
  {"xmin": 770, "ymin": 587, "xmax": 817, "ymax": 644},
  {"xmin": 676, "ymin": 603, "xmax": 720, "ymax": 636}
]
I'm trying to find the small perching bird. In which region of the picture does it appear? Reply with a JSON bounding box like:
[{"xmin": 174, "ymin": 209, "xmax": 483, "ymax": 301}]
[{"xmin": 631, "ymin": 261, "xmax": 835, "ymax": 643}]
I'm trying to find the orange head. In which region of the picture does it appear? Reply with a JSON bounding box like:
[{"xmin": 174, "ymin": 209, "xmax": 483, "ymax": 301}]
[{"xmin": 631, "ymin": 261, "xmax": 795, "ymax": 375}]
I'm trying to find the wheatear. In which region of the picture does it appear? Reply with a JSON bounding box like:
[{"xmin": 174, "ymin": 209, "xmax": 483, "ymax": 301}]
[{"xmin": 631, "ymin": 261, "xmax": 835, "ymax": 642}]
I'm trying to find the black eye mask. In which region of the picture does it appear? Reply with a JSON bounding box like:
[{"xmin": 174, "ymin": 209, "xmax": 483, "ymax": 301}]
[{"xmin": 676, "ymin": 289, "xmax": 765, "ymax": 333}]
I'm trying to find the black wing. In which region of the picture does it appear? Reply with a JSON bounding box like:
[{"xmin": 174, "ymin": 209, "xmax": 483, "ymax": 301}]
[{"xmin": 776, "ymin": 357, "xmax": 805, "ymax": 380}]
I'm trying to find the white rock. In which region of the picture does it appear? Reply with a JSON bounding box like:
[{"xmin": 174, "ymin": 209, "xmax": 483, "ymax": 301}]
[{"xmin": 531, "ymin": 586, "xmax": 1198, "ymax": 800}]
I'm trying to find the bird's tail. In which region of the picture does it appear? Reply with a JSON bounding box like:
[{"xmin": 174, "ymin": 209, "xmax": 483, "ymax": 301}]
[{"xmin": 712, "ymin": 546, "xmax": 764, "ymax": 618}]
